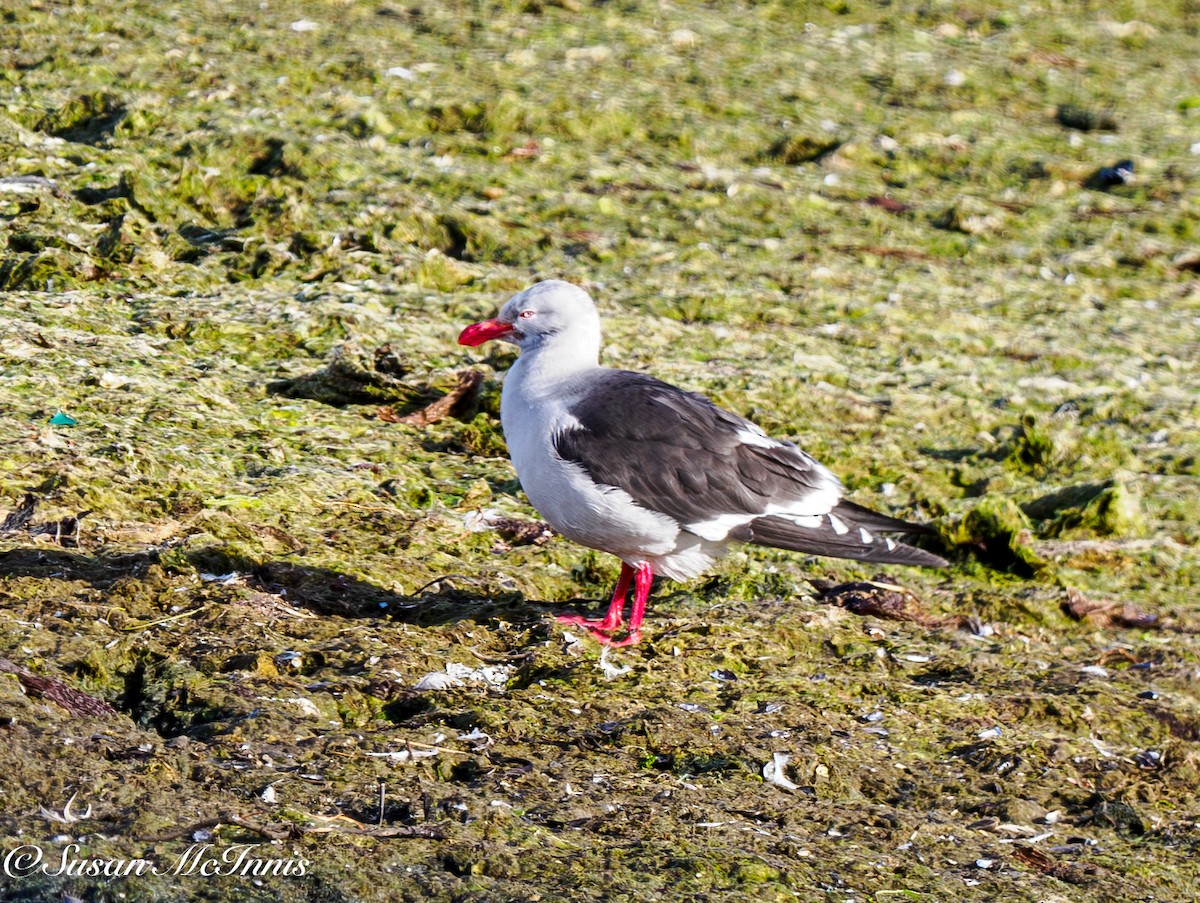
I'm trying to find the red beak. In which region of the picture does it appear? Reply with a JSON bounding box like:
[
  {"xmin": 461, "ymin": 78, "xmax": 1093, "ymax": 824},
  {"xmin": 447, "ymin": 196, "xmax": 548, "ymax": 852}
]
[{"xmin": 458, "ymin": 317, "xmax": 515, "ymax": 346}]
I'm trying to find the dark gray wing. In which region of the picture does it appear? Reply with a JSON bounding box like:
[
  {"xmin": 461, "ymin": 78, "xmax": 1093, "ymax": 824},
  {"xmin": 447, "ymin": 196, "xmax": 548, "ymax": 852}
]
[
  {"xmin": 553, "ymin": 370, "xmax": 945, "ymax": 567},
  {"xmin": 552, "ymin": 371, "xmax": 840, "ymax": 529}
]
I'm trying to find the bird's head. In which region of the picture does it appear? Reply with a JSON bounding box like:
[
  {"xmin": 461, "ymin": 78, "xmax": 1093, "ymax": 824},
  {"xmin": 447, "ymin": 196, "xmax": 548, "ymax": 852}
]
[{"xmin": 458, "ymin": 280, "xmax": 600, "ymax": 354}]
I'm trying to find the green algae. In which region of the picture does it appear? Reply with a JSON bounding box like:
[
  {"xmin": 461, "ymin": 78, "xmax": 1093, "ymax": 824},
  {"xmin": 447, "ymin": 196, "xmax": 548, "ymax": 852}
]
[
  {"xmin": 1023, "ymin": 476, "xmax": 1146, "ymax": 539},
  {"xmin": 0, "ymin": 0, "xmax": 1199, "ymax": 901}
]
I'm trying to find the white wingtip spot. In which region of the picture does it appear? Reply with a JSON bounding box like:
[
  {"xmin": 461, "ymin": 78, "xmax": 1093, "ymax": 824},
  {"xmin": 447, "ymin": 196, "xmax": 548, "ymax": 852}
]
[
  {"xmin": 827, "ymin": 513, "xmax": 849, "ymax": 535},
  {"xmin": 859, "ymin": 527, "xmax": 875, "ymax": 545},
  {"xmin": 885, "ymin": 537, "xmax": 897, "ymax": 551}
]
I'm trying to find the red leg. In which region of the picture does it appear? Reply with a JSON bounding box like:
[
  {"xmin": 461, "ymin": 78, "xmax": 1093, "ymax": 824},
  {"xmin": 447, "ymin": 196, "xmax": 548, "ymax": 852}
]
[
  {"xmin": 559, "ymin": 562, "xmax": 654, "ymax": 647},
  {"xmin": 597, "ymin": 563, "xmax": 654, "ymax": 647},
  {"xmin": 556, "ymin": 562, "xmax": 634, "ymax": 634}
]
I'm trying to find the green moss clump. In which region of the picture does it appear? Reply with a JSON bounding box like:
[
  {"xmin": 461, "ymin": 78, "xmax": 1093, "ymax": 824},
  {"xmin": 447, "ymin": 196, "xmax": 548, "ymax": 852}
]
[
  {"xmin": 449, "ymin": 413, "xmax": 510, "ymax": 458},
  {"xmin": 1000, "ymin": 414, "xmax": 1070, "ymax": 477},
  {"xmin": 1023, "ymin": 475, "xmax": 1145, "ymax": 538},
  {"xmin": 35, "ymin": 91, "xmax": 127, "ymax": 144},
  {"xmin": 761, "ymin": 133, "xmax": 842, "ymax": 165},
  {"xmin": 957, "ymin": 495, "xmax": 1046, "ymax": 576},
  {"xmin": 0, "ymin": 249, "xmax": 84, "ymax": 291}
]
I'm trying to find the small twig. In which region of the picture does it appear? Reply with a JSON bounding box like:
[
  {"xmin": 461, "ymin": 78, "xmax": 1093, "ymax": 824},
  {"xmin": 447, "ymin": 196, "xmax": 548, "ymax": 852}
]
[
  {"xmin": 862, "ymin": 579, "xmax": 909, "ymax": 593},
  {"xmin": 1097, "ymin": 648, "xmax": 1142, "ymax": 667},
  {"xmin": 308, "ymin": 813, "xmax": 368, "ymax": 830},
  {"xmin": 141, "ymin": 814, "xmax": 296, "ymax": 843},
  {"xmin": 383, "ymin": 369, "xmax": 484, "ymax": 426},
  {"xmin": 363, "ymin": 739, "xmax": 475, "ymax": 760},
  {"xmin": 119, "ymin": 606, "xmax": 208, "ymax": 631},
  {"xmin": 412, "ymin": 574, "xmax": 478, "ymax": 595},
  {"xmin": 400, "ymin": 739, "xmax": 476, "ymax": 755}
]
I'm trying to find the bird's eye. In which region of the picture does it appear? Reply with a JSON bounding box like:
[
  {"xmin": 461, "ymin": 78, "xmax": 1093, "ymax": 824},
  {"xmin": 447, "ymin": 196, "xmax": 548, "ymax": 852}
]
[{"xmin": 518, "ymin": 309, "xmax": 536, "ymax": 319}]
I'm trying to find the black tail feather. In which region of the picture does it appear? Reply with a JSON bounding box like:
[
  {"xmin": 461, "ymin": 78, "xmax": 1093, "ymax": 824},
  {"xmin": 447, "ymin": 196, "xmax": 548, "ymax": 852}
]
[
  {"xmin": 738, "ymin": 502, "xmax": 947, "ymax": 568},
  {"xmin": 833, "ymin": 499, "xmax": 939, "ymax": 535}
]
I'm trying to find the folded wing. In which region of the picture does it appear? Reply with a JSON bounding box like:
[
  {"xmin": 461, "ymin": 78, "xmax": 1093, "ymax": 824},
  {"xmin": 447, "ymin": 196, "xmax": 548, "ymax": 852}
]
[{"xmin": 552, "ymin": 371, "xmax": 945, "ymax": 567}]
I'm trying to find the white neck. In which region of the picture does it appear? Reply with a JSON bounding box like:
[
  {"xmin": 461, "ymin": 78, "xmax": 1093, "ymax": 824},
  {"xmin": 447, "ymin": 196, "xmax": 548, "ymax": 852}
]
[
  {"xmin": 509, "ymin": 330, "xmax": 601, "ymax": 394},
  {"xmin": 500, "ymin": 330, "xmax": 602, "ymax": 484}
]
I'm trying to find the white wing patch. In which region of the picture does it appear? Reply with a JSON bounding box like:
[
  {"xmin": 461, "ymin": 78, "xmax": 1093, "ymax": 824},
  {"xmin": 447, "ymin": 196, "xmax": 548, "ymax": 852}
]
[
  {"xmin": 680, "ymin": 421, "xmax": 846, "ymax": 542},
  {"xmin": 686, "ymin": 484, "xmax": 842, "ymax": 541},
  {"xmin": 770, "ymin": 484, "xmax": 842, "ymax": 522},
  {"xmin": 734, "ymin": 425, "xmax": 783, "ymax": 449},
  {"xmin": 777, "ymin": 513, "xmax": 823, "ymax": 529},
  {"xmin": 685, "ymin": 511, "xmax": 757, "ymax": 541},
  {"xmin": 859, "ymin": 527, "xmax": 874, "ymax": 545}
]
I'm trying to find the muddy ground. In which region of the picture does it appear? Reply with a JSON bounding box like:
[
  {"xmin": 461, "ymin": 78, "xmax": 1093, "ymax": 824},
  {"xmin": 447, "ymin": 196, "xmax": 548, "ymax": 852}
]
[{"xmin": 1, "ymin": 1, "xmax": 1199, "ymax": 900}]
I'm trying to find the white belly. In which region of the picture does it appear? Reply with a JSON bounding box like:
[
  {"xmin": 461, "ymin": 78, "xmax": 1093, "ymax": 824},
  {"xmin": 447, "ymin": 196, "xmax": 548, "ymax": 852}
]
[
  {"xmin": 499, "ymin": 362, "xmax": 726, "ymax": 581},
  {"xmin": 504, "ymin": 406, "xmax": 677, "ymax": 555}
]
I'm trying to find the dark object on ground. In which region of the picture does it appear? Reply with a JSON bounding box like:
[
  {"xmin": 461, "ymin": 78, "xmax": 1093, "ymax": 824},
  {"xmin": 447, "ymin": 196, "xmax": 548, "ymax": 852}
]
[
  {"xmin": 1061, "ymin": 586, "xmax": 1157, "ymax": 629},
  {"xmin": 1085, "ymin": 159, "xmax": 1134, "ymax": 190},
  {"xmin": 0, "ymin": 493, "xmax": 89, "ymax": 545},
  {"xmin": 380, "ymin": 369, "xmax": 484, "ymax": 426},
  {"xmin": 1056, "ymin": 104, "xmax": 1119, "ymax": 131},
  {"xmin": 811, "ymin": 577, "xmax": 947, "ymax": 626},
  {"xmin": 0, "ymin": 658, "xmax": 116, "ymax": 717}
]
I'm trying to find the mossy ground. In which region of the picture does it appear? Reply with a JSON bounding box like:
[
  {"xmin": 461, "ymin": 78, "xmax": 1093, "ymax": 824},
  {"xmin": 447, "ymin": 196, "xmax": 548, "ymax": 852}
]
[{"xmin": 1, "ymin": 1, "xmax": 1199, "ymax": 900}]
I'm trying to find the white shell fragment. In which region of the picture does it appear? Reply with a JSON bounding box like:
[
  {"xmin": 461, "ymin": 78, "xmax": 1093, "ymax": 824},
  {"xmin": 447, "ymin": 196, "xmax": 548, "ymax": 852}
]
[
  {"xmin": 413, "ymin": 671, "xmax": 462, "ymax": 690},
  {"xmin": 414, "ymin": 662, "xmax": 513, "ymax": 692},
  {"xmin": 762, "ymin": 752, "xmax": 800, "ymax": 791},
  {"xmin": 365, "ymin": 747, "xmax": 439, "ymax": 763},
  {"xmin": 599, "ymin": 646, "xmax": 631, "ymax": 679}
]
